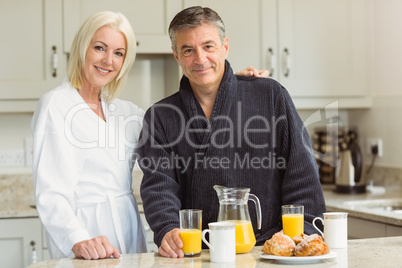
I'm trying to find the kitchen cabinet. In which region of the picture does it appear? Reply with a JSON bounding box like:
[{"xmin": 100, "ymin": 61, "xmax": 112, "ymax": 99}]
[
  {"xmin": 262, "ymin": 0, "xmax": 371, "ymax": 109},
  {"xmin": 385, "ymin": 224, "xmax": 402, "ymax": 237},
  {"xmin": 186, "ymin": 0, "xmax": 371, "ymax": 109},
  {"xmin": 0, "ymin": 218, "xmax": 43, "ymax": 268},
  {"xmin": 348, "ymin": 216, "xmax": 402, "ymax": 239},
  {"xmin": 348, "ymin": 216, "xmax": 386, "ymax": 239},
  {"xmin": 0, "ymin": 0, "xmax": 66, "ymax": 112},
  {"xmin": 63, "ymin": 0, "xmax": 183, "ymax": 54},
  {"xmin": 372, "ymin": 0, "xmax": 402, "ymax": 96}
]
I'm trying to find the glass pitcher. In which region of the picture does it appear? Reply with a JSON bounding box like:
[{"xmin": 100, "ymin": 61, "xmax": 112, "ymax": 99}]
[{"xmin": 213, "ymin": 185, "xmax": 262, "ymax": 253}]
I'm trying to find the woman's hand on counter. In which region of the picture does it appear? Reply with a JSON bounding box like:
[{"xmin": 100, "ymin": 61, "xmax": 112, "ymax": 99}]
[{"xmin": 72, "ymin": 235, "xmax": 120, "ymax": 260}]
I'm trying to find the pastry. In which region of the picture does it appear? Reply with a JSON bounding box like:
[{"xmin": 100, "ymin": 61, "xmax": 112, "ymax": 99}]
[
  {"xmin": 262, "ymin": 231, "xmax": 295, "ymax": 256},
  {"xmin": 292, "ymin": 233, "xmax": 308, "ymax": 245},
  {"xmin": 294, "ymin": 234, "xmax": 330, "ymax": 256}
]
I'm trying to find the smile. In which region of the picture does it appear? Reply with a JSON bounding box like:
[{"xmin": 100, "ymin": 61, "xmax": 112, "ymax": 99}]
[{"xmin": 96, "ymin": 66, "xmax": 111, "ymax": 73}]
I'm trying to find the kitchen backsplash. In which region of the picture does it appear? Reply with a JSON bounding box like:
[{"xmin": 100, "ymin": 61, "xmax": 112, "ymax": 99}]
[
  {"xmin": 0, "ymin": 173, "xmax": 35, "ymax": 208},
  {"xmin": 365, "ymin": 166, "xmax": 402, "ymax": 191},
  {"xmin": 1, "ymin": 165, "xmax": 401, "ymax": 207},
  {"xmin": 0, "ymin": 169, "xmax": 145, "ymax": 206}
]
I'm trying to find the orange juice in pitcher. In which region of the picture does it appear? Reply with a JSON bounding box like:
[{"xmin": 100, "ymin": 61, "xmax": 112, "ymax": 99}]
[
  {"xmin": 214, "ymin": 185, "xmax": 262, "ymax": 254},
  {"xmin": 229, "ymin": 220, "xmax": 256, "ymax": 253}
]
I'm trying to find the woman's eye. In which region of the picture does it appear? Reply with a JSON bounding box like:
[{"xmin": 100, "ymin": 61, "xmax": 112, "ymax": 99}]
[
  {"xmin": 115, "ymin": 51, "xmax": 124, "ymax": 57},
  {"xmin": 95, "ymin": 46, "xmax": 104, "ymax": 51}
]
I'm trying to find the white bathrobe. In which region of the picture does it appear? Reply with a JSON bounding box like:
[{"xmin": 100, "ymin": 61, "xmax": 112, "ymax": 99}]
[{"xmin": 31, "ymin": 79, "xmax": 147, "ymax": 259}]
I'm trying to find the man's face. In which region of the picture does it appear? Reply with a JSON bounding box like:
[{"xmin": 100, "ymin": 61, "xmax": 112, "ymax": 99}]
[{"xmin": 172, "ymin": 24, "xmax": 229, "ymax": 91}]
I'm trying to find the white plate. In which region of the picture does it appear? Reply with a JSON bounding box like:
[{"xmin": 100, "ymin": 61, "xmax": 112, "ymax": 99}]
[{"xmin": 260, "ymin": 250, "xmax": 337, "ymax": 264}]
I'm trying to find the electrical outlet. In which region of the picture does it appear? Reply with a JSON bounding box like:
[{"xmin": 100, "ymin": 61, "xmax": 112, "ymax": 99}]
[
  {"xmin": 366, "ymin": 138, "xmax": 383, "ymax": 157},
  {"xmin": 0, "ymin": 150, "xmax": 25, "ymax": 167}
]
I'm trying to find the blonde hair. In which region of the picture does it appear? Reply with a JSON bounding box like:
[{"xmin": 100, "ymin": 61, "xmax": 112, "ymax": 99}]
[{"xmin": 68, "ymin": 11, "xmax": 136, "ymax": 101}]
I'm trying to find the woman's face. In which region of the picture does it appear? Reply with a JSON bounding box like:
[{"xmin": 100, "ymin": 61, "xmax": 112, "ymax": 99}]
[{"xmin": 82, "ymin": 25, "xmax": 126, "ymax": 90}]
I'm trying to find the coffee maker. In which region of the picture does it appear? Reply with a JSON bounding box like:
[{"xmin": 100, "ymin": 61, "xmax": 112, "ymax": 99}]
[{"xmin": 313, "ymin": 128, "xmax": 366, "ymax": 193}]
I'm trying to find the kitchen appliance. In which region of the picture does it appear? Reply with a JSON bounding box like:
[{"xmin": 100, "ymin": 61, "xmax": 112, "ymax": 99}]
[
  {"xmin": 312, "ymin": 127, "xmax": 345, "ymax": 184},
  {"xmin": 335, "ymin": 130, "xmax": 366, "ymax": 193},
  {"xmin": 214, "ymin": 185, "xmax": 261, "ymax": 253},
  {"xmin": 313, "ymin": 128, "xmax": 366, "ymax": 193}
]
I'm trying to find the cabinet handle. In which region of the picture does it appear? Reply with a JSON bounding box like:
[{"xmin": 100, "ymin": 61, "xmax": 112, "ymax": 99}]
[
  {"xmin": 52, "ymin": 46, "xmax": 58, "ymax": 77},
  {"xmin": 30, "ymin": 240, "xmax": 37, "ymax": 264},
  {"xmin": 267, "ymin": 48, "xmax": 276, "ymax": 77},
  {"xmin": 283, "ymin": 48, "xmax": 291, "ymax": 77}
]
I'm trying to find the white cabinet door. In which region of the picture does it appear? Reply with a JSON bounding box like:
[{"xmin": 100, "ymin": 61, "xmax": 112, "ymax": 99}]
[
  {"xmin": 184, "ymin": 0, "xmax": 262, "ymax": 73},
  {"xmin": 372, "ymin": 0, "xmax": 402, "ymax": 96},
  {"xmin": 63, "ymin": 0, "xmax": 183, "ymax": 54},
  {"xmin": 0, "ymin": 218, "xmax": 43, "ymax": 268},
  {"xmin": 0, "ymin": 0, "xmax": 66, "ymax": 111},
  {"xmin": 262, "ymin": 0, "xmax": 371, "ymax": 108},
  {"xmin": 348, "ymin": 216, "xmax": 386, "ymax": 239},
  {"xmin": 386, "ymin": 224, "xmax": 402, "ymax": 237}
]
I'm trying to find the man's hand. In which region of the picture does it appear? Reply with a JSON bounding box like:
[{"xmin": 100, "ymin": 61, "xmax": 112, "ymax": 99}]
[
  {"xmin": 235, "ymin": 66, "xmax": 270, "ymax": 78},
  {"xmin": 72, "ymin": 235, "xmax": 120, "ymax": 260},
  {"xmin": 158, "ymin": 228, "xmax": 184, "ymax": 258}
]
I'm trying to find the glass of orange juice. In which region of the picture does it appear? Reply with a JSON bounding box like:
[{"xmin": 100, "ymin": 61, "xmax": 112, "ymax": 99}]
[
  {"xmin": 282, "ymin": 205, "xmax": 304, "ymax": 239},
  {"xmin": 179, "ymin": 209, "xmax": 202, "ymax": 256}
]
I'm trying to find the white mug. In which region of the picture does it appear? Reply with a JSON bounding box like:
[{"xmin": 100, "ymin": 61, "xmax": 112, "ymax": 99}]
[
  {"xmin": 313, "ymin": 212, "xmax": 348, "ymax": 248},
  {"xmin": 202, "ymin": 222, "xmax": 236, "ymax": 263}
]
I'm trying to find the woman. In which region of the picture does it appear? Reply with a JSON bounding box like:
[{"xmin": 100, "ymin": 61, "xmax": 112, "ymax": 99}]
[
  {"xmin": 32, "ymin": 11, "xmax": 146, "ymax": 260},
  {"xmin": 32, "ymin": 10, "xmax": 267, "ymax": 261}
]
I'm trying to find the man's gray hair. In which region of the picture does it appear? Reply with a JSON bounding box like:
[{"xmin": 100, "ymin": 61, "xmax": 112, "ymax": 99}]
[{"xmin": 168, "ymin": 6, "xmax": 226, "ymax": 53}]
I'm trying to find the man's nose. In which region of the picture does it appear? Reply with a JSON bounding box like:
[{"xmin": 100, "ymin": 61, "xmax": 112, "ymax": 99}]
[{"xmin": 194, "ymin": 50, "xmax": 207, "ymax": 65}]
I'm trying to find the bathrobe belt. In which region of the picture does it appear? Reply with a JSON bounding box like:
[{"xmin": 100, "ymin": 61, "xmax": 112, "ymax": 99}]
[{"xmin": 75, "ymin": 191, "xmax": 132, "ymax": 254}]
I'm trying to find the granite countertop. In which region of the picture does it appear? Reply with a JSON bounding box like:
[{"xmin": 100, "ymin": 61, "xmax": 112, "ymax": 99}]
[
  {"xmin": 0, "ymin": 201, "xmax": 143, "ymax": 219},
  {"xmin": 0, "ymin": 202, "xmax": 38, "ymax": 218},
  {"xmin": 322, "ymin": 185, "xmax": 402, "ymax": 226},
  {"xmin": 28, "ymin": 236, "xmax": 402, "ymax": 268}
]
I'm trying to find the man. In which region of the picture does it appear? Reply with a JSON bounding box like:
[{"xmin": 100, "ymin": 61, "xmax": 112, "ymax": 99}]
[{"xmin": 137, "ymin": 6, "xmax": 326, "ymax": 258}]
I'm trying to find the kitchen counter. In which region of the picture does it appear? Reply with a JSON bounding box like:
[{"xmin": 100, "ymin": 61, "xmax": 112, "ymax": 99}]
[
  {"xmin": 322, "ymin": 185, "xmax": 402, "ymax": 227},
  {"xmin": 0, "ymin": 201, "xmax": 38, "ymax": 218},
  {"xmin": 0, "ymin": 202, "xmax": 144, "ymax": 219},
  {"xmin": 28, "ymin": 236, "xmax": 402, "ymax": 267}
]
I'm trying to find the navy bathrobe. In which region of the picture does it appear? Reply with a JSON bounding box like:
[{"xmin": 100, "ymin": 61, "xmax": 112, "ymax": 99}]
[{"xmin": 138, "ymin": 60, "xmax": 326, "ymax": 247}]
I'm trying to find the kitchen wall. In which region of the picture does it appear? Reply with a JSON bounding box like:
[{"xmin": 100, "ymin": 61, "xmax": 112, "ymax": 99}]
[{"xmin": 0, "ymin": 114, "xmax": 31, "ymax": 151}]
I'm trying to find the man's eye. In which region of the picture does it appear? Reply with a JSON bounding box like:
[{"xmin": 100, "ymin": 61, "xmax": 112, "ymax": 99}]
[
  {"xmin": 205, "ymin": 45, "xmax": 214, "ymax": 50},
  {"xmin": 183, "ymin": 49, "xmax": 193, "ymax": 55}
]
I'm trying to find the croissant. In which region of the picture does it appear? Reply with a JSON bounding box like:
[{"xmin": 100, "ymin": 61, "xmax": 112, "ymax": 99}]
[
  {"xmin": 292, "ymin": 233, "xmax": 308, "ymax": 245},
  {"xmin": 294, "ymin": 234, "xmax": 330, "ymax": 256},
  {"xmin": 262, "ymin": 231, "xmax": 295, "ymax": 256}
]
